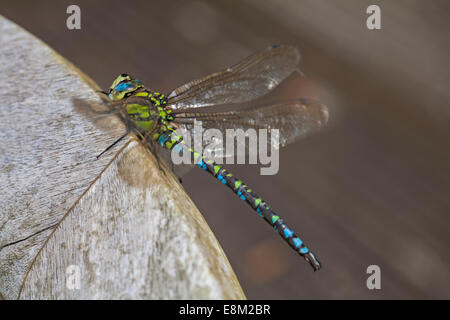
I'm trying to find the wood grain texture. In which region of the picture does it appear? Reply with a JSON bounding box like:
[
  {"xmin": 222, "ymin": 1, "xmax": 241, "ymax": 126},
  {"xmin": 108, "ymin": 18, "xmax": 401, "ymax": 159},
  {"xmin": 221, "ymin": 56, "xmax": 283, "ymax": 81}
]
[{"xmin": 0, "ymin": 16, "xmax": 244, "ymax": 300}]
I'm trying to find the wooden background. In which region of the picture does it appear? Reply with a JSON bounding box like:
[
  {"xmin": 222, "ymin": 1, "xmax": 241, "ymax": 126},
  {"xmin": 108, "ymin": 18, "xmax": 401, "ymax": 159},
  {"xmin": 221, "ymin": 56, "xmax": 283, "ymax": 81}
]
[{"xmin": 1, "ymin": 0, "xmax": 449, "ymax": 299}]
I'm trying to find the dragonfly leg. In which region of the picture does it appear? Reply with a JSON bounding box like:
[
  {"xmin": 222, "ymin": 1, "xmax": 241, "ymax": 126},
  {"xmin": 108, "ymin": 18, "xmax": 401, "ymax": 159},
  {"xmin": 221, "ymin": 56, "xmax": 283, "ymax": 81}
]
[
  {"xmin": 96, "ymin": 90, "xmax": 109, "ymax": 96},
  {"xmin": 134, "ymin": 127, "xmax": 166, "ymax": 174},
  {"xmin": 170, "ymin": 161, "xmax": 183, "ymax": 184},
  {"xmin": 148, "ymin": 139, "xmax": 163, "ymax": 172},
  {"xmin": 96, "ymin": 131, "xmax": 129, "ymax": 159}
]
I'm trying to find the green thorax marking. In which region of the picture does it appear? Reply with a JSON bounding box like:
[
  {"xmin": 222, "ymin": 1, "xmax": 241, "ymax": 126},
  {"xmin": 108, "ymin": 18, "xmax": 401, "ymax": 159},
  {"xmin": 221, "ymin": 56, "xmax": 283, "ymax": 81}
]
[{"xmin": 125, "ymin": 89, "xmax": 174, "ymax": 132}]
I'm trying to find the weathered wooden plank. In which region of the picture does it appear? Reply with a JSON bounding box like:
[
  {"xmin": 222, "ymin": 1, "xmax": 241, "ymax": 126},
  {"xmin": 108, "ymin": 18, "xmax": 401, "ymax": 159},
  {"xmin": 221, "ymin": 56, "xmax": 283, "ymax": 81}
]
[{"xmin": 0, "ymin": 15, "xmax": 244, "ymax": 300}]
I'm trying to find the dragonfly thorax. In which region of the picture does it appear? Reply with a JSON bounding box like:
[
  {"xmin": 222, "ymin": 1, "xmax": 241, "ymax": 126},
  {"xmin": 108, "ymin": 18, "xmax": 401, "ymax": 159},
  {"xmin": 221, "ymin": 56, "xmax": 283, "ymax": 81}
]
[
  {"xmin": 108, "ymin": 74, "xmax": 174, "ymax": 131},
  {"xmin": 124, "ymin": 88, "xmax": 173, "ymax": 132}
]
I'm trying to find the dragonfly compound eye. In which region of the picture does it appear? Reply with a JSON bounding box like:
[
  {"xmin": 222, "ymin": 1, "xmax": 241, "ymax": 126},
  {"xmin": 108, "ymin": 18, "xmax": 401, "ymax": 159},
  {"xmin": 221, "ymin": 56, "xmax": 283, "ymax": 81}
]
[{"xmin": 115, "ymin": 82, "xmax": 134, "ymax": 92}]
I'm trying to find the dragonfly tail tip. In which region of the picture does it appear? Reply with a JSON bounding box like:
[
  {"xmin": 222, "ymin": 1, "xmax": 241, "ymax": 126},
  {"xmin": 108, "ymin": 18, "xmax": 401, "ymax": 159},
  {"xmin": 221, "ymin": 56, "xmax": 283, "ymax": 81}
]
[{"xmin": 305, "ymin": 252, "xmax": 322, "ymax": 272}]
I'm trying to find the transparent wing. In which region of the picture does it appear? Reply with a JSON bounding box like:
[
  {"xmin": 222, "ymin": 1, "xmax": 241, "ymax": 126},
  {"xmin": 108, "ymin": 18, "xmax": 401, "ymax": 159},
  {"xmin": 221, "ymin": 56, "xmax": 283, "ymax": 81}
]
[
  {"xmin": 171, "ymin": 98, "xmax": 328, "ymax": 163},
  {"xmin": 167, "ymin": 45, "xmax": 301, "ymax": 109},
  {"xmin": 145, "ymin": 142, "xmax": 194, "ymax": 178}
]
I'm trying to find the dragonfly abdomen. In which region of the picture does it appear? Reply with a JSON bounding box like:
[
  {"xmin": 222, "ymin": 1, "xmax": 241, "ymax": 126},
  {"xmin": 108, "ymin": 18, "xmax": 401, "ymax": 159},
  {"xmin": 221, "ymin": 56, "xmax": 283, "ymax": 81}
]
[
  {"xmin": 155, "ymin": 130, "xmax": 321, "ymax": 271},
  {"xmin": 196, "ymin": 156, "xmax": 322, "ymax": 271}
]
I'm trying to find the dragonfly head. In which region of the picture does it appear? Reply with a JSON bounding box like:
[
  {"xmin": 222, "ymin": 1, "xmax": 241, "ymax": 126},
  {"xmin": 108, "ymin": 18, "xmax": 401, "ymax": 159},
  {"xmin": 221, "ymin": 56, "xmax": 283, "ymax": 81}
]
[{"xmin": 108, "ymin": 73, "xmax": 144, "ymax": 101}]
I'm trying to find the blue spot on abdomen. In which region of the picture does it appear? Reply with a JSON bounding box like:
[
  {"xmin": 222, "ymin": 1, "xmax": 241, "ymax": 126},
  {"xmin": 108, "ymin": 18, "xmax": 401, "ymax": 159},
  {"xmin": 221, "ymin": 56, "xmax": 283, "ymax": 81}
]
[
  {"xmin": 284, "ymin": 228, "xmax": 294, "ymax": 239},
  {"xmin": 300, "ymin": 247, "xmax": 309, "ymax": 254},
  {"xmin": 292, "ymin": 237, "xmax": 303, "ymax": 248}
]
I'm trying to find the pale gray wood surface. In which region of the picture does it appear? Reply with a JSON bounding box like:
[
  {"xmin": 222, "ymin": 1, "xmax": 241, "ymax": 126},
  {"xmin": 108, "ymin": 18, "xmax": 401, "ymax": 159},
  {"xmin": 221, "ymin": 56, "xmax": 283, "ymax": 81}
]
[{"xmin": 0, "ymin": 16, "xmax": 244, "ymax": 300}]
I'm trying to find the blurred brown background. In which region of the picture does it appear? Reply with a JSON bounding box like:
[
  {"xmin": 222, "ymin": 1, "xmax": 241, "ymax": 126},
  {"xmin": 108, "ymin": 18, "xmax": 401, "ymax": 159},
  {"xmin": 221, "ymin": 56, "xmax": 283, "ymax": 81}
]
[{"xmin": 1, "ymin": 0, "xmax": 449, "ymax": 299}]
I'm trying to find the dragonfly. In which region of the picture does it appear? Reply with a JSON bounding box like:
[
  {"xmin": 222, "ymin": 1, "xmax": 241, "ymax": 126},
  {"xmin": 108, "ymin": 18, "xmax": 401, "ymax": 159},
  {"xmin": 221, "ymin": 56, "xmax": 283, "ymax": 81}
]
[{"xmin": 97, "ymin": 45, "xmax": 328, "ymax": 271}]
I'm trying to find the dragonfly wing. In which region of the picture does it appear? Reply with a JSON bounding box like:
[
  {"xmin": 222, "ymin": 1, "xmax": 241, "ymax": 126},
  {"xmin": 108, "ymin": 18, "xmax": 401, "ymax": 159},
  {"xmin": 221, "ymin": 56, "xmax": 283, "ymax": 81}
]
[
  {"xmin": 171, "ymin": 98, "xmax": 328, "ymax": 163},
  {"xmin": 148, "ymin": 142, "xmax": 196, "ymax": 178},
  {"xmin": 167, "ymin": 45, "xmax": 300, "ymax": 109}
]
